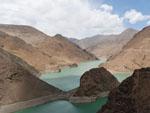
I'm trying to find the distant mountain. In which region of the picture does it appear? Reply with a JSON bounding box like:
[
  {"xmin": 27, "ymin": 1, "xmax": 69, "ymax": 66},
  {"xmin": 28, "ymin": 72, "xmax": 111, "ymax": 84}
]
[
  {"xmin": 0, "ymin": 48, "xmax": 61, "ymax": 107},
  {"xmin": 0, "ymin": 24, "xmax": 97, "ymax": 72},
  {"xmin": 103, "ymin": 26, "xmax": 150, "ymax": 72},
  {"xmin": 71, "ymin": 29, "xmax": 138, "ymax": 59}
]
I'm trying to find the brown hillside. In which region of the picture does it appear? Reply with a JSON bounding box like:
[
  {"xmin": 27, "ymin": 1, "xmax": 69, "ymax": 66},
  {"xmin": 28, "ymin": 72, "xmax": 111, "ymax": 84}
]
[
  {"xmin": 103, "ymin": 26, "xmax": 150, "ymax": 72},
  {"xmin": 0, "ymin": 48, "xmax": 62, "ymax": 106}
]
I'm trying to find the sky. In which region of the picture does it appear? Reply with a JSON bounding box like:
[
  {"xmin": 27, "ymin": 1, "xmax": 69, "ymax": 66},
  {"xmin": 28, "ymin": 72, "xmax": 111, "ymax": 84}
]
[{"xmin": 0, "ymin": 0, "xmax": 149, "ymax": 39}]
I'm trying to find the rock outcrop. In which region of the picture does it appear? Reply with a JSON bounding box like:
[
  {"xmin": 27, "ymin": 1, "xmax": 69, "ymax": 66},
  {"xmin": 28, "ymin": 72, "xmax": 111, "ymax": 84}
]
[
  {"xmin": 103, "ymin": 26, "xmax": 150, "ymax": 72},
  {"xmin": 97, "ymin": 67, "xmax": 150, "ymax": 113},
  {"xmin": 73, "ymin": 67, "xmax": 119, "ymax": 97},
  {"xmin": 0, "ymin": 48, "xmax": 62, "ymax": 106}
]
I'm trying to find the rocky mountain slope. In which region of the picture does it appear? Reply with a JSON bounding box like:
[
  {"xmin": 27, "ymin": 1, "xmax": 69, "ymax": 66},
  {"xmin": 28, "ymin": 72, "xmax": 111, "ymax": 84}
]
[
  {"xmin": 73, "ymin": 67, "xmax": 119, "ymax": 97},
  {"xmin": 98, "ymin": 67, "xmax": 150, "ymax": 113},
  {"xmin": 0, "ymin": 24, "xmax": 97, "ymax": 72},
  {"xmin": 0, "ymin": 31, "xmax": 63, "ymax": 72},
  {"xmin": 36, "ymin": 34, "xmax": 97, "ymax": 66},
  {"xmin": 0, "ymin": 48, "xmax": 62, "ymax": 106},
  {"xmin": 71, "ymin": 29, "xmax": 137, "ymax": 59},
  {"xmin": 103, "ymin": 26, "xmax": 150, "ymax": 72}
]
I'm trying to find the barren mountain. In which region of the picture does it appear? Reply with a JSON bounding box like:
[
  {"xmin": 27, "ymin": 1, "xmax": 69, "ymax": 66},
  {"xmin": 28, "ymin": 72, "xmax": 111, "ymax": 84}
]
[
  {"xmin": 103, "ymin": 26, "xmax": 150, "ymax": 72},
  {"xmin": 0, "ymin": 48, "xmax": 62, "ymax": 106},
  {"xmin": 72, "ymin": 29, "xmax": 137, "ymax": 59},
  {"xmin": 0, "ymin": 24, "xmax": 97, "ymax": 72},
  {"xmin": 0, "ymin": 31, "xmax": 63, "ymax": 72},
  {"xmin": 37, "ymin": 34, "xmax": 97, "ymax": 66}
]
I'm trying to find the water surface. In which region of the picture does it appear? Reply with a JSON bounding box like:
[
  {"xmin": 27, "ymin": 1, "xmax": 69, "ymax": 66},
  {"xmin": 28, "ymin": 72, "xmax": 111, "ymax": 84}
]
[
  {"xmin": 15, "ymin": 60, "xmax": 131, "ymax": 113},
  {"xmin": 41, "ymin": 60, "xmax": 105, "ymax": 91}
]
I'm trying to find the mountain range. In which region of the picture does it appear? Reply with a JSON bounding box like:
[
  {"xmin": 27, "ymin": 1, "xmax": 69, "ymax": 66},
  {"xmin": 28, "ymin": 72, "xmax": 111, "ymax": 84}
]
[
  {"xmin": 70, "ymin": 29, "xmax": 138, "ymax": 59},
  {"xmin": 103, "ymin": 26, "xmax": 150, "ymax": 72},
  {"xmin": 0, "ymin": 24, "xmax": 96, "ymax": 73}
]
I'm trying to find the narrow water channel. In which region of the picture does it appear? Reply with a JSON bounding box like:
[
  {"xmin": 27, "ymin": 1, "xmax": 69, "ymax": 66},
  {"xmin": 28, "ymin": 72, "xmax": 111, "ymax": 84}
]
[{"xmin": 15, "ymin": 60, "xmax": 130, "ymax": 113}]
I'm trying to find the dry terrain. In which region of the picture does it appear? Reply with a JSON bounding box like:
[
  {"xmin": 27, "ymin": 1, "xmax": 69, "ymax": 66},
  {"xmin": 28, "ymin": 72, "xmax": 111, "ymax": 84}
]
[
  {"xmin": 103, "ymin": 26, "xmax": 150, "ymax": 72},
  {"xmin": 71, "ymin": 29, "xmax": 137, "ymax": 59},
  {"xmin": 0, "ymin": 48, "xmax": 62, "ymax": 106},
  {"xmin": 98, "ymin": 67, "xmax": 150, "ymax": 113},
  {"xmin": 0, "ymin": 24, "xmax": 96, "ymax": 72}
]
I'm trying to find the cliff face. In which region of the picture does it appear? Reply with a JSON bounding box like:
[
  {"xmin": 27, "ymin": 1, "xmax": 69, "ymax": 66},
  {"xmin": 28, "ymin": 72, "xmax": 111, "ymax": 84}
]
[
  {"xmin": 0, "ymin": 48, "xmax": 62, "ymax": 106},
  {"xmin": 73, "ymin": 67, "xmax": 119, "ymax": 97},
  {"xmin": 103, "ymin": 26, "xmax": 150, "ymax": 72},
  {"xmin": 97, "ymin": 67, "xmax": 150, "ymax": 113}
]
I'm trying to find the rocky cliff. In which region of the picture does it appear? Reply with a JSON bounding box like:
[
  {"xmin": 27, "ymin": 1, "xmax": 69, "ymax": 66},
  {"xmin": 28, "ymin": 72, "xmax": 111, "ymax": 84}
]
[{"xmin": 97, "ymin": 67, "xmax": 150, "ymax": 113}]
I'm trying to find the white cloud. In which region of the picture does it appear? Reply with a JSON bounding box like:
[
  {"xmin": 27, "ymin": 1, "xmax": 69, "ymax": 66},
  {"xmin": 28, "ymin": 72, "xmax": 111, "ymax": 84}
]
[
  {"xmin": 124, "ymin": 9, "xmax": 150, "ymax": 24},
  {"xmin": 100, "ymin": 4, "xmax": 113, "ymax": 12},
  {"xmin": 0, "ymin": 0, "xmax": 125, "ymax": 39}
]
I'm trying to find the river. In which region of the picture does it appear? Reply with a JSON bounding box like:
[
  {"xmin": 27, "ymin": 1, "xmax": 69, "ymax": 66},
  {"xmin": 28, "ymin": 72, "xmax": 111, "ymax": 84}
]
[{"xmin": 15, "ymin": 60, "xmax": 130, "ymax": 113}]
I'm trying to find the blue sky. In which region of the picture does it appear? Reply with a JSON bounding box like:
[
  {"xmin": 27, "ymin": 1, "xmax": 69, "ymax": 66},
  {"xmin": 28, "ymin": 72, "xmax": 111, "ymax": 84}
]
[
  {"xmin": 91, "ymin": 0, "xmax": 150, "ymax": 30},
  {"xmin": 0, "ymin": 0, "xmax": 149, "ymax": 39}
]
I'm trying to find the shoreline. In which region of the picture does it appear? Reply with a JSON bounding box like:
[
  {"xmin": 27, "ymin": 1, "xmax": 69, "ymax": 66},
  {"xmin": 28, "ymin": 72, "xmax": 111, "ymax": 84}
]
[
  {"xmin": 69, "ymin": 91, "xmax": 109, "ymax": 103},
  {"xmin": 0, "ymin": 94, "xmax": 69, "ymax": 113},
  {"xmin": 0, "ymin": 91, "xmax": 109, "ymax": 113}
]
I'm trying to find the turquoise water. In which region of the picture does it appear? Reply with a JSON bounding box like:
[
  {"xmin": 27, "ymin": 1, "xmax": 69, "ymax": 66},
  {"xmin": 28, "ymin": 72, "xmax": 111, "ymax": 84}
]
[
  {"xmin": 15, "ymin": 60, "xmax": 131, "ymax": 113},
  {"xmin": 16, "ymin": 98, "xmax": 107, "ymax": 113},
  {"xmin": 41, "ymin": 60, "xmax": 105, "ymax": 91}
]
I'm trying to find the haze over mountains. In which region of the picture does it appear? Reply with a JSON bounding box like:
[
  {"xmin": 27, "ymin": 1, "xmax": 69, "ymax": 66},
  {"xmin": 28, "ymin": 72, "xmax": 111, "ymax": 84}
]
[
  {"xmin": 71, "ymin": 29, "xmax": 138, "ymax": 59},
  {"xmin": 103, "ymin": 26, "xmax": 150, "ymax": 72},
  {"xmin": 0, "ymin": 24, "xmax": 96, "ymax": 73}
]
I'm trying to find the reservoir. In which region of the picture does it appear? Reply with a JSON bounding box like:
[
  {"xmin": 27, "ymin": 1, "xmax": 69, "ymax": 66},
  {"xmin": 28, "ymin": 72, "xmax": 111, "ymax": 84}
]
[{"xmin": 15, "ymin": 60, "xmax": 130, "ymax": 113}]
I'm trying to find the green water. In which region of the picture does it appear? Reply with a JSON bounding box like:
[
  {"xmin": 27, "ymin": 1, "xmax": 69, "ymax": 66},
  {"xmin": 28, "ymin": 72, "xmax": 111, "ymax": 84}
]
[
  {"xmin": 15, "ymin": 60, "xmax": 131, "ymax": 113},
  {"xmin": 41, "ymin": 60, "xmax": 105, "ymax": 91},
  {"xmin": 16, "ymin": 98, "xmax": 107, "ymax": 113}
]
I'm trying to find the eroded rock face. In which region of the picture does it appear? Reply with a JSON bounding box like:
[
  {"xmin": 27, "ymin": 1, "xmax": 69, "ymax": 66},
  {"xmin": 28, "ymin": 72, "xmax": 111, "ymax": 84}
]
[
  {"xmin": 98, "ymin": 68, "xmax": 150, "ymax": 113},
  {"xmin": 0, "ymin": 48, "xmax": 62, "ymax": 106},
  {"xmin": 73, "ymin": 67, "xmax": 119, "ymax": 97}
]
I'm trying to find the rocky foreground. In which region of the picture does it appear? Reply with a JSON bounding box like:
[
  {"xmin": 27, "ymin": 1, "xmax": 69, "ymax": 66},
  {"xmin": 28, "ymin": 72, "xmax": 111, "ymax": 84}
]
[
  {"xmin": 97, "ymin": 67, "xmax": 150, "ymax": 113},
  {"xmin": 0, "ymin": 48, "xmax": 63, "ymax": 113},
  {"xmin": 70, "ymin": 67, "xmax": 119, "ymax": 103}
]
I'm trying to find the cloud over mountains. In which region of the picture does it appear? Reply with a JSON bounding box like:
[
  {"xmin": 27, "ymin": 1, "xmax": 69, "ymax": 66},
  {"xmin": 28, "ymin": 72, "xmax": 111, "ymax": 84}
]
[{"xmin": 0, "ymin": 0, "xmax": 149, "ymax": 39}]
